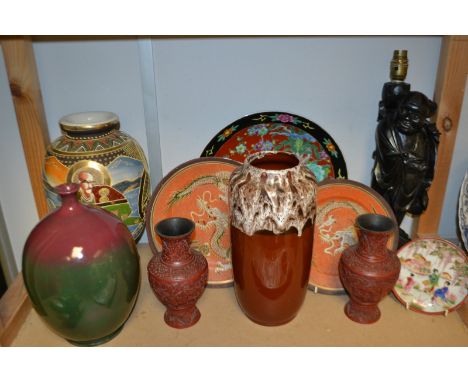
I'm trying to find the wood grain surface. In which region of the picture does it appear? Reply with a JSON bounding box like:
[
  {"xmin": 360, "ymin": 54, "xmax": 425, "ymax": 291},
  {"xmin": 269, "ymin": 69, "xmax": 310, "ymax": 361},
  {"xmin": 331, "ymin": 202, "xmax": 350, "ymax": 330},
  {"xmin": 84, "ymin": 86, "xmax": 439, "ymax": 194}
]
[
  {"xmin": 416, "ymin": 36, "xmax": 468, "ymax": 235},
  {"xmin": 0, "ymin": 272, "xmax": 31, "ymax": 346},
  {"xmin": 1, "ymin": 36, "xmax": 50, "ymax": 219}
]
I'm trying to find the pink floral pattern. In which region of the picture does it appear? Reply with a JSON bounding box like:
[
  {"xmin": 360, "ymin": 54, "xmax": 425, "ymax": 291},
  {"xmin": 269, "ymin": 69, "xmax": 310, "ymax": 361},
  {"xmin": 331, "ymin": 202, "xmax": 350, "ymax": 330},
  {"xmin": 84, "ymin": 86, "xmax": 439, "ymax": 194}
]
[{"xmin": 276, "ymin": 113, "xmax": 295, "ymax": 123}]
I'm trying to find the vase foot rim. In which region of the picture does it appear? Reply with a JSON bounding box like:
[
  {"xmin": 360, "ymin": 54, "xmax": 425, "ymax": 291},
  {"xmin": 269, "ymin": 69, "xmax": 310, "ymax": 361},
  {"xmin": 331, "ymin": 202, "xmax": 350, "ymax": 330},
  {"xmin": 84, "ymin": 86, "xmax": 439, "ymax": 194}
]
[
  {"xmin": 344, "ymin": 302, "xmax": 381, "ymax": 324},
  {"xmin": 164, "ymin": 307, "xmax": 201, "ymax": 329},
  {"xmin": 66, "ymin": 324, "xmax": 124, "ymax": 346}
]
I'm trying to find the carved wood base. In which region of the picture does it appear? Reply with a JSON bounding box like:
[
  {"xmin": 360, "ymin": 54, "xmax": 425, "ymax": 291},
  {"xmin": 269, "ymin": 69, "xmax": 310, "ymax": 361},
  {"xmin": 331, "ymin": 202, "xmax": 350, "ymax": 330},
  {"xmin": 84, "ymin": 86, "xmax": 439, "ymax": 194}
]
[
  {"xmin": 164, "ymin": 306, "xmax": 201, "ymax": 329},
  {"xmin": 344, "ymin": 300, "xmax": 381, "ymax": 324}
]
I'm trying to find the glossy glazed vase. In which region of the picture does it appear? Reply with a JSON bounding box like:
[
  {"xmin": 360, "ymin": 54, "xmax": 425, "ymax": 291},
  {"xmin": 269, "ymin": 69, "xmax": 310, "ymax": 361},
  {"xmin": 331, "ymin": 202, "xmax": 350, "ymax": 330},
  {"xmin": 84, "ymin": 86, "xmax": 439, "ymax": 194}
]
[
  {"xmin": 229, "ymin": 151, "xmax": 317, "ymax": 326},
  {"xmin": 43, "ymin": 111, "xmax": 150, "ymax": 242},
  {"xmin": 22, "ymin": 183, "xmax": 140, "ymax": 346},
  {"xmin": 147, "ymin": 217, "xmax": 208, "ymax": 328},
  {"xmin": 338, "ymin": 213, "xmax": 400, "ymax": 324}
]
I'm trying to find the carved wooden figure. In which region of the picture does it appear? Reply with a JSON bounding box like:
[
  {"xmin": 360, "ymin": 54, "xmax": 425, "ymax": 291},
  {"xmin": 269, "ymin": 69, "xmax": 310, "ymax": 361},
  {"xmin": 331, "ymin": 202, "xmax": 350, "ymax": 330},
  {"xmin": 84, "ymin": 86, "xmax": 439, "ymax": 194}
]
[
  {"xmin": 372, "ymin": 91, "xmax": 439, "ymax": 225},
  {"xmin": 371, "ymin": 50, "xmax": 440, "ymax": 247}
]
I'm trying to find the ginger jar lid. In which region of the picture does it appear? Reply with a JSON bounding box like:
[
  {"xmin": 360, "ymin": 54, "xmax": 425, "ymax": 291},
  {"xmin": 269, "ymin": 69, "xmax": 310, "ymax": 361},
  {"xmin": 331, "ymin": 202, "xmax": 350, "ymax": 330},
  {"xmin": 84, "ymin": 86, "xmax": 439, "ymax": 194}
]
[{"xmin": 59, "ymin": 111, "xmax": 120, "ymax": 134}]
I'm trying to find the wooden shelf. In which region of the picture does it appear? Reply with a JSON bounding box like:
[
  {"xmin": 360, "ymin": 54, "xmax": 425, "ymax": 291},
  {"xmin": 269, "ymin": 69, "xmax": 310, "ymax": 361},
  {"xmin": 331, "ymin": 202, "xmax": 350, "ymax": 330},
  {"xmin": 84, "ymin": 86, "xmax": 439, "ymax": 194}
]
[
  {"xmin": 0, "ymin": 36, "xmax": 50, "ymax": 219},
  {"xmin": 8, "ymin": 244, "xmax": 468, "ymax": 347}
]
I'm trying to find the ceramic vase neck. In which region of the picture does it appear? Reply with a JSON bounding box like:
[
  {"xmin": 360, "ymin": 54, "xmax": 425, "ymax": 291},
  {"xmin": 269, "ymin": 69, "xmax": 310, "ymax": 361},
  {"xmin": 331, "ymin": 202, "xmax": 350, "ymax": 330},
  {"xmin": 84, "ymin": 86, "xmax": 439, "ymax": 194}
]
[
  {"xmin": 356, "ymin": 229, "xmax": 391, "ymax": 262},
  {"xmin": 161, "ymin": 237, "xmax": 193, "ymax": 265},
  {"xmin": 59, "ymin": 111, "xmax": 120, "ymax": 137},
  {"xmin": 56, "ymin": 183, "xmax": 83, "ymax": 213}
]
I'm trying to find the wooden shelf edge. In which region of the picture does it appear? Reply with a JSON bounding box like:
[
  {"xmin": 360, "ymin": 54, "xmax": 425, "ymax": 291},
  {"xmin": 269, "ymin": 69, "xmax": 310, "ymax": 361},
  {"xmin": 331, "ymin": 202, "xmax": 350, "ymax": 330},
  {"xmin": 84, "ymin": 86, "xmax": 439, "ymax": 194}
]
[
  {"xmin": 416, "ymin": 36, "xmax": 468, "ymax": 235},
  {"xmin": 0, "ymin": 36, "xmax": 51, "ymax": 219},
  {"xmin": 0, "ymin": 273, "xmax": 32, "ymax": 346}
]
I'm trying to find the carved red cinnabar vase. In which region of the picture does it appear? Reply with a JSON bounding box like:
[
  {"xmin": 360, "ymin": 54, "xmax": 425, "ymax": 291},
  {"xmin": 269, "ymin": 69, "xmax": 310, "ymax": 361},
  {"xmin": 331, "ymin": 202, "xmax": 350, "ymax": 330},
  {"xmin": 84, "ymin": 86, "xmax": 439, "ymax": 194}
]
[
  {"xmin": 22, "ymin": 183, "xmax": 140, "ymax": 346},
  {"xmin": 229, "ymin": 151, "xmax": 317, "ymax": 326},
  {"xmin": 338, "ymin": 213, "xmax": 400, "ymax": 324},
  {"xmin": 147, "ymin": 217, "xmax": 208, "ymax": 328}
]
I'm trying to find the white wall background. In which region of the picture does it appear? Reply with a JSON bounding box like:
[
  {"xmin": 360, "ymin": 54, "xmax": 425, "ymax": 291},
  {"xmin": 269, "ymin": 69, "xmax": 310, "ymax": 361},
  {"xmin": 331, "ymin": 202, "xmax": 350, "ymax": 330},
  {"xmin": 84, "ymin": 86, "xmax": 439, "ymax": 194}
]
[
  {"xmin": 152, "ymin": 37, "xmax": 441, "ymax": 182},
  {"xmin": 3, "ymin": 35, "xmax": 465, "ymax": 274}
]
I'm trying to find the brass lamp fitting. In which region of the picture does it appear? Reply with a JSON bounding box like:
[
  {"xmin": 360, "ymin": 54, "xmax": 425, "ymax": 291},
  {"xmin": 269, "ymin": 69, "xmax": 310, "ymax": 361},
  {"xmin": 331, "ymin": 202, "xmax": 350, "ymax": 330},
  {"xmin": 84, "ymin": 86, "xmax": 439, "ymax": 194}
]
[{"xmin": 390, "ymin": 50, "xmax": 408, "ymax": 81}]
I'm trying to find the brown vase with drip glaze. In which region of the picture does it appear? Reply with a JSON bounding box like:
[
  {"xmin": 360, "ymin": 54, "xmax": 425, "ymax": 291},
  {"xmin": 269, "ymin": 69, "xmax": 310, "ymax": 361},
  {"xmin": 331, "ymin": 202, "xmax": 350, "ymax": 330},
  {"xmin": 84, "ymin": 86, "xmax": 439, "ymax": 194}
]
[
  {"xmin": 229, "ymin": 151, "xmax": 317, "ymax": 326},
  {"xmin": 338, "ymin": 213, "xmax": 400, "ymax": 324},
  {"xmin": 147, "ymin": 217, "xmax": 208, "ymax": 328}
]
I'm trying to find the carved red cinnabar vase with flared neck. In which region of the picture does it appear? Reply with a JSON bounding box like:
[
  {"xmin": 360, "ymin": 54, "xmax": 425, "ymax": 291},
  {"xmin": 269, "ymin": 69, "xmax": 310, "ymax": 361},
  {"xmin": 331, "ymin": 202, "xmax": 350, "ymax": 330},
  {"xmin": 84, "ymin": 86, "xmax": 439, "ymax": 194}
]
[
  {"xmin": 338, "ymin": 213, "xmax": 400, "ymax": 324},
  {"xmin": 147, "ymin": 217, "xmax": 208, "ymax": 329},
  {"xmin": 22, "ymin": 183, "xmax": 140, "ymax": 346}
]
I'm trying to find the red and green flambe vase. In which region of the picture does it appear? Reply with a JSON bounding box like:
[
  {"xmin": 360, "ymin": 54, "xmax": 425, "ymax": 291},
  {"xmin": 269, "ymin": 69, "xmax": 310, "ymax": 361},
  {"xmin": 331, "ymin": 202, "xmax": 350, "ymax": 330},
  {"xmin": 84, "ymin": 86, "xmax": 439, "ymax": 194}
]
[{"xmin": 22, "ymin": 183, "xmax": 140, "ymax": 346}]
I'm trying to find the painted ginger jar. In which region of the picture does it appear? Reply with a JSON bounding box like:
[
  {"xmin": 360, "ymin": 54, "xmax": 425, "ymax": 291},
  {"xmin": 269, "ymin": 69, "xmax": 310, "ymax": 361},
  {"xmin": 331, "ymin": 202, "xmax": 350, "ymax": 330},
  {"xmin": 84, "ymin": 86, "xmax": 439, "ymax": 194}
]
[
  {"xmin": 43, "ymin": 111, "xmax": 150, "ymax": 242},
  {"xmin": 22, "ymin": 183, "xmax": 140, "ymax": 346}
]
